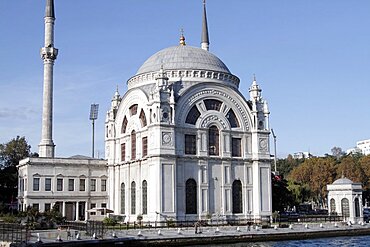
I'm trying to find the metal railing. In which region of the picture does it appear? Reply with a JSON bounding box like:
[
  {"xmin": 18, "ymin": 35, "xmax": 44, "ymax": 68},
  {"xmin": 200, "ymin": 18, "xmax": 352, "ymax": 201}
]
[{"xmin": 0, "ymin": 223, "xmax": 29, "ymax": 245}]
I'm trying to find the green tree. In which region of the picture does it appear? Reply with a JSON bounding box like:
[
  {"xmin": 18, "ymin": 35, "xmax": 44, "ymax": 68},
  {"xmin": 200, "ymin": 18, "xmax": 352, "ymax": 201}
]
[
  {"xmin": 272, "ymin": 174, "xmax": 294, "ymax": 212},
  {"xmin": 0, "ymin": 136, "xmax": 33, "ymax": 212},
  {"xmin": 275, "ymin": 154, "xmax": 305, "ymax": 178}
]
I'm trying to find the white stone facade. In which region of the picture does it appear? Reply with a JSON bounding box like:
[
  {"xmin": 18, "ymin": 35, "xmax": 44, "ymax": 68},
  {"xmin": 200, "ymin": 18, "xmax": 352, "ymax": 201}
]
[
  {"xmin": 105, "ymin": 43, "xmax": 272, "ymax": 223},
  {"xmin": 18, "ymin": 157, "xmax": 108, "ymax": 221},
  {"xmin": 327, "ymin": 177, "xmax": 363, "ymax": 224}
]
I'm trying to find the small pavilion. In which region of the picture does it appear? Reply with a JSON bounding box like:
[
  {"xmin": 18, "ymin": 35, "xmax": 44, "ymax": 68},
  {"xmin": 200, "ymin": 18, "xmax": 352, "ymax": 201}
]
[{"xmin": 327, "ymin": 176, "xmax": 363, "ymax": 224}]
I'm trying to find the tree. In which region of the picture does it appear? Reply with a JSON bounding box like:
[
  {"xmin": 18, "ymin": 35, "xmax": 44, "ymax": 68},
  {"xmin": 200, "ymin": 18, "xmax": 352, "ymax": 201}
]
[
  {"xmin": 0, "ymin": 136, "xmax": 33, "ymax": 212},
  {"xmin": 289, "ymin": 157, "xmax": 336, "ymax": 205},
  {"xmin": 331, "ymin": 146, "xmax": 345, "ymax": 160},
  {"xmin": 337, "ymin": 156, "xmax": 366, "ymax": 185},
  {"xmin": 272, "ymin": 174, "xmax": 294, "ymax": 212},
  {"xmin": 275, "ymin": 154, "xmax": 305, "ymax": 178}
]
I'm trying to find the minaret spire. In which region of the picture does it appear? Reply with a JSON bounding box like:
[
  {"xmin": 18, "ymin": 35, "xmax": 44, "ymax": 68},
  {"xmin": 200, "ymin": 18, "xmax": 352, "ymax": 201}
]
[
  {"xmin": 201, "ymin": 0, "xmax": 210, "ymax": 51},
  {"xmin": 45, "ymin": 0, "xmax": 55, "ymax": 18},
  {"xmin": 39, "ymin": 0, "xmax": 58, "ymax": 157}
]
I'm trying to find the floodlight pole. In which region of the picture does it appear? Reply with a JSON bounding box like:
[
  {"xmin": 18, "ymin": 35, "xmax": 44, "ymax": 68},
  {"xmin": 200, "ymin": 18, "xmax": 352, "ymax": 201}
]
[
  {"xmin": 90, "ymin": 104, "xmax": 99, "ymax": 158},
  {"xmin": 92, "ymin": 119, "xmax": 95, "ymax": 158},
  {"xmin": 271, "ymin": 128, "xmax": 277, "ymax": 174}
]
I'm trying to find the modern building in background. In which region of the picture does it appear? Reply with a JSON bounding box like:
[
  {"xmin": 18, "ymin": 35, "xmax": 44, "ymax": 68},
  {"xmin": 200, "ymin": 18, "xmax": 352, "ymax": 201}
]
[
  {"xmin": 18, "ymin": 0, "xmax": 272, "ymax": 222},
  {"xmin": 347, "ymin": 139, "xmax": 370, "ymax": 155},
  {"xmin": 292, "ymin": 152, "xmax": 312, "ymax": 159}
]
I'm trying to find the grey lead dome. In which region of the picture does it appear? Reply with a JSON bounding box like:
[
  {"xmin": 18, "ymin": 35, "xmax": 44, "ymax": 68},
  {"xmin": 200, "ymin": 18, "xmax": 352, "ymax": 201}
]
[
  {"xmin": 332, "ymin": 177, "xmax": 354, "ymax": 185},
  {"xmin": 136, "ymin": 45, "xmax": 230, "ymax": 75}
]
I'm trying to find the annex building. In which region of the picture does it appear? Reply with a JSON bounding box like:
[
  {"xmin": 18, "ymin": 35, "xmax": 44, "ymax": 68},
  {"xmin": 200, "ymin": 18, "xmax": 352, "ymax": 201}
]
[{"xmin": 18, "ymin": 0, "xmax": 273, "ymax": 223}]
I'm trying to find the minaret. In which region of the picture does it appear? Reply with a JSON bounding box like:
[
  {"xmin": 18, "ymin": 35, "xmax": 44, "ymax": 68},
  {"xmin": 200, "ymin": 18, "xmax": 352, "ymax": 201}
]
[
  {"xmin": 39, "ymin": 0, "xmax": 58, "ymax": 158},
  {"xmin": 201, "ymin": 0, "xmax": 210, "ymax": 51}
]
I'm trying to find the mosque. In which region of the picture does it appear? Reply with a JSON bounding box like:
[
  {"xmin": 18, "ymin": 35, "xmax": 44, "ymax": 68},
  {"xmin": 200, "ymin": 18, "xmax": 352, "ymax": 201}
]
[{"xmin": 17, "ymin": 0, "xmax": 272, "ymax": 223}]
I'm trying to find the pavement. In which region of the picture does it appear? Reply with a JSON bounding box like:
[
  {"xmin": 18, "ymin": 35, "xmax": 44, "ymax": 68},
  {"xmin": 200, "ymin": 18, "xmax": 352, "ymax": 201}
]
[{"xmin": 28, "ymin": 221, "xmax": 370, "ymax": 244}]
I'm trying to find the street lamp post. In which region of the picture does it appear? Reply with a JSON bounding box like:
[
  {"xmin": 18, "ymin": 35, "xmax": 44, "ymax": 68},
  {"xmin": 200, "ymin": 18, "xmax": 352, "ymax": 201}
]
[
  {"xmin": 271, "ymin": 128, "xmax": 278, "ymax": 175},
  {"xmin": 90, "ymin": 104, "xmax": 99, "ymax": 158}
]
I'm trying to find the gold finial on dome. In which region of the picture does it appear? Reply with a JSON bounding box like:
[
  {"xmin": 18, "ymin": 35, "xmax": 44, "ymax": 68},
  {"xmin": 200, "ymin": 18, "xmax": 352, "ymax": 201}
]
[{"xmin": 179, "ymin": 28, "xmax": 186, "ymax": 46}]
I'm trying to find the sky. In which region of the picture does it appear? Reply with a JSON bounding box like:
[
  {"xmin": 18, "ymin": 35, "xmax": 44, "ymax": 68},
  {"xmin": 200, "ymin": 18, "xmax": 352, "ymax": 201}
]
[{"xmin": 1, "ymin": 0, "xmax": 370, "ymax": 159}]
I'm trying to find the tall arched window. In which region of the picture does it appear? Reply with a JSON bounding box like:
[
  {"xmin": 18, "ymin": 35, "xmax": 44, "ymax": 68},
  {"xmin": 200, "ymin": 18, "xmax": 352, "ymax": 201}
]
[
  {"xmin": 355, "ymin": 198, "xmax": 360, "ymax": 217},
  {"xmin": 131, "ymin": 130, "xmax": 136, "ymax": 160},
  {"xmin": 341, "ymin": 198, "xmax": 349, "ymax": 218},
  {"xmin": 208, "ymin": 126, "xmax": 219, "ymax": 156},
  {"xmin": 232, "ymin": 180, "xmax": 243, "ymax": 214},
  {"xmin": 142, "ymin": 180, "xmax": 147, "ymax": 215},
  {"xmin": 139, "ymin": 109, "xmax": 147, "ymax": 127},
  {"xmin": 330, "ymin": 198, "xmax": 336, "ymax": 214},
  {"xmin": 186, "ymin": 179, "xmax": 197, "ymax": 214},
  {"xmin": 121, "ymin": 116, "xmax": 128, "ymax": 133},
  {"xmin": 120, "ymin": 183, "xmax": 125, "ymax": 214},
  {"xmin": 131, "ymin": 181, "xmax": 136, "ymax": 215}
]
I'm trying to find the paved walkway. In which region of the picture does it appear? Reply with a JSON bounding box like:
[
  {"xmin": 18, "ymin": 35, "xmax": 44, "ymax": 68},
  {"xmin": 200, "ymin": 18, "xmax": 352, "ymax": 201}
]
[{"xmin": 29, "ymin": 222, "xmax": 370, "ymax": 244}]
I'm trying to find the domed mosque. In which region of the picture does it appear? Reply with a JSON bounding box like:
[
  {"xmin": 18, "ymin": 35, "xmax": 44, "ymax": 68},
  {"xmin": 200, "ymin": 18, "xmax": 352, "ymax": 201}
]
[
  {"xmin": 105, "ymin": 1, "xmax": 272, "ymax": 222},
  {"xmin": 18, "ymin": 0, "xmax": 272, "ymax": 223}
]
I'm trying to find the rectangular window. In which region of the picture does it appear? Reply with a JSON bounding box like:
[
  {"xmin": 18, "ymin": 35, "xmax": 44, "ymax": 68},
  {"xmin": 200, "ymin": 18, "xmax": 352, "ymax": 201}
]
[
  {"xmin": 91, "ymin": 179, "xmax": 96, "ymax": 191},
  {"xmin": 101, "ymin": 179, "xmax": 107, "ymax": 192},
  {"xmin": 121, "ymin": 143, "xmax": 126, "ymax": 161},
  {"xmin": 142, "ymin": 137, "xmax": 148, "ymax": 157},
  {"xmin": 24, "ymin": 178, "xmax": 27, "ymax": 191},
  {"xmin": 101, "ymin": 203, "xmax": 107, "ymax": 215},
  {"xmin": 33, "ymin": 203, "xmax": 39, "ymax": 211},
  {"xmin": 68, "ymin": 179, "xmax": 74, "ymax": 191},
  {"xmin": 45, "ymin": 178, "xmax": 52, "ymax": 191},
  {"xmin": 57, "ymin": 178, "xmax": 63, "ymax": 191},
  {"xmin": 90, "ymin": 203, "xmax": 96, "ymax": 215},
  {"xmin": 44, "ymin": 203, "xmax": 51, "ymax": 212},
  {"xmin": 79, "ymin": 179, "xmax": 86, "ymax": 191},
  {"xmin": 232, "ymin": 138, "xmax": 242, "ymax": 157},
  {"xmin": 19, "ymin": 178, "xmax": 24, "ymax": 192},
  {"xmin": 185, "ymin": 134, "xmax": 197, "ymax": 155},
  {"xmin": 33, "ymin": 178, "xmax": 40, "ymax": 191}
]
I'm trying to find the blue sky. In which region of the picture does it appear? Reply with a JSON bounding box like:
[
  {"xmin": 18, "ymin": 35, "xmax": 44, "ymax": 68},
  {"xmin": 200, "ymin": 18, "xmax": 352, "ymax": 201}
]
[{"xmin": 1, "ymin": 0, "xmax": 370, "ymax": 158}]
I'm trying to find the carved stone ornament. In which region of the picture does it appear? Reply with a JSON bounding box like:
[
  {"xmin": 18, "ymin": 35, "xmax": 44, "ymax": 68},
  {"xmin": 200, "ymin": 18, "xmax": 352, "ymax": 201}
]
[
  {"xmin": 200, "ymin": 115, "xmax": 227, "ymax": 129},
  {"xmin": 162, "ymin": 132, "xmax": 173, "ymax": 146},
  {"xmin": 259, "ymin": 138, "xmax": 268, "ymax": 152}
]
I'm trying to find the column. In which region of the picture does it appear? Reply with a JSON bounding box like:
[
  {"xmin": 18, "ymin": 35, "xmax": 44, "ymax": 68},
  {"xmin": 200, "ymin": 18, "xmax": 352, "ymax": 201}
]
[
  {"xmin": 76, "ymin": 202, "xmax": 79, "ymax": 221},
  {"xmin": 62, "ymin": 201, "xmax": 66, "ymax": 217},
  {"xmin": 84, "ymin": 202, "xmax": 88, "ymax": 221}
]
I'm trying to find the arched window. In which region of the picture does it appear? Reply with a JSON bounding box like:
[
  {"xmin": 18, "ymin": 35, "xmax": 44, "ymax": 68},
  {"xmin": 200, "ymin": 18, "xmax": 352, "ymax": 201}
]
[
  {"xmin": 355, "ymin": 198, "xmax": 360, "ymax": 217},
  {"xmin": 142, "ymin": 180, "xmax": 147, "ymax": 215},
  {"xmin": 131, "ymin": 181, "xmax": 136, "ymax": 215},
  {"xmin": 204, "ymin": 99, "xmax": 222, "ymax": 111},
  {"xmin": 139, "ymin": 109, "xmax": 147, "ymax": 127},
  {"xmin": 330, "ymin": 198, "xmax": 336, "ymax": 213},
  {"xmin": 341, "ymin": 198, "xmax": 349, "ymax": 218},
  {"xmin": 131, "ymin": 130, "xmax": 136, "ymax": 160},
  {"xmin": 121, "ymin": 116, "xmax": 128, "ymax": 133},
  {"xmin": 120, "ymin": 183, "xmax": 125, "ymax": 214},
  {"xmin": 226, "ymin": 109, "xmax": 240, "ymax": 128},
  {"xmin": 208, "ymin": 126, "xmax": 219, "ymax": 156},
  {"xmin": 185, "ymin": 106, "xmax": 201, "ymax": 125},
  {"xmin": 232, "ymin": 180, "xmax": 243, "ymax": 214},
  {"xmin": 185, "ymin": 179, "xmax": 197, "ymax": 214},
  {"xmin": 129, "ymin": 104, "xmax": 138, "ymax": 116}
]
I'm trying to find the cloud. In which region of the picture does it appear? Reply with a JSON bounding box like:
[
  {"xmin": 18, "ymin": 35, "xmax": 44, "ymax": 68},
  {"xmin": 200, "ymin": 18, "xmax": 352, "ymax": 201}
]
[{"xmin": 0, "ymin": 107, "xmax": 38, "ymax": 119}]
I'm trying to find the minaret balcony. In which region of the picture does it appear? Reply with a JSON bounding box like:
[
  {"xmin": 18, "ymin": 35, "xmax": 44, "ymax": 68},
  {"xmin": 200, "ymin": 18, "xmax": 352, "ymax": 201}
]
[{"xmin": 40, "ymin": 47, "xmax": 58, "ymax": 60}]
